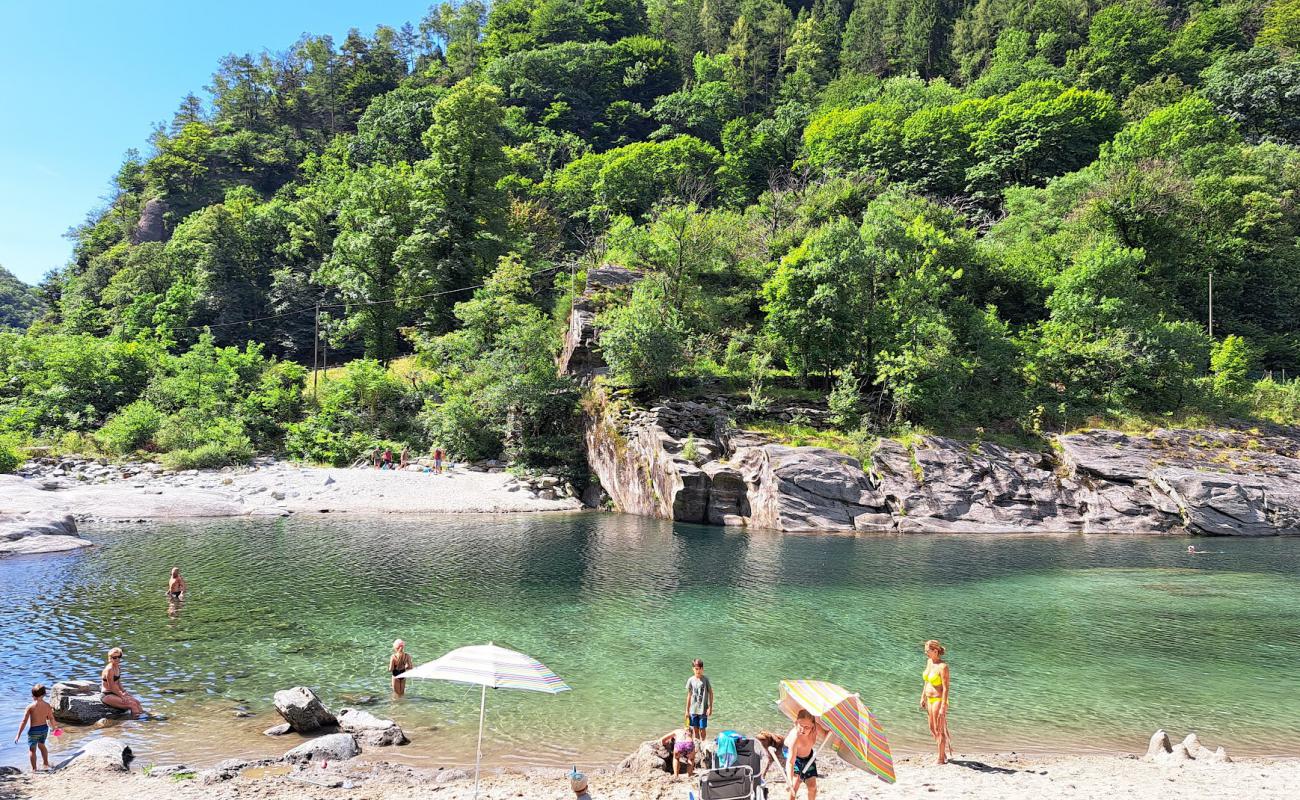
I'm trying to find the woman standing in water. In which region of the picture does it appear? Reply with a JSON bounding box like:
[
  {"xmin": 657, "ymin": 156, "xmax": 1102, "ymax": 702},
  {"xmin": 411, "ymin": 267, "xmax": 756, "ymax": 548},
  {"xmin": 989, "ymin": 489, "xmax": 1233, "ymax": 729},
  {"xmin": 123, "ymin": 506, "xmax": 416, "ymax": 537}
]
[
  {"xmin": 389, "ymin": 639, "xmax": 414, "ymax": 696},
  {"xmin": 100, "ymin": 647, "xmax": 145, "ymax": 717},
  {"xmin": 920, "ymin": 639, "xmax": 952, "ymax": 763}
]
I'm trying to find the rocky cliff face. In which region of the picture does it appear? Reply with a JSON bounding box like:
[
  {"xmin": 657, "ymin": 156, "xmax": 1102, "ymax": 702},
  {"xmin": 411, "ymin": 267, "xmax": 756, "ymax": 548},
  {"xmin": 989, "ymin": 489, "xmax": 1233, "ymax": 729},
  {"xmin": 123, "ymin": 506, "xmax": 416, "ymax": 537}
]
[
  {"xmin": 561, "ymin": 265, "xmax": 1300, "ymax": 536},
  {"xmin": 579, "ymin": 392, "xmax": 1300, "ymax": 536}
]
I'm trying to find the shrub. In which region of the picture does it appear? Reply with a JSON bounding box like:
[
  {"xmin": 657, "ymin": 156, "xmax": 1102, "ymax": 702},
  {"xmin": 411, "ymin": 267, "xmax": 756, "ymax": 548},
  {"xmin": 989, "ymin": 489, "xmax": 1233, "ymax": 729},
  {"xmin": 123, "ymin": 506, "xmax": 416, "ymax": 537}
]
[
  {"xmin": 0, "ymin": 435, "xmax": 20, "ymax": 473},
  {"xmin": 97, "ymin": 400, "xmax": 163, "ymax": 455},
  {"xmin": 828, "ymin": 370, "xmax": 863, "ymax": 429},
  {"xmin": 597, "ymin": 278, "xmax": 686, "ymax": 389},
  {"xmin": 160, "ymin": 438, "xmax": 253, "ymax": 471}
]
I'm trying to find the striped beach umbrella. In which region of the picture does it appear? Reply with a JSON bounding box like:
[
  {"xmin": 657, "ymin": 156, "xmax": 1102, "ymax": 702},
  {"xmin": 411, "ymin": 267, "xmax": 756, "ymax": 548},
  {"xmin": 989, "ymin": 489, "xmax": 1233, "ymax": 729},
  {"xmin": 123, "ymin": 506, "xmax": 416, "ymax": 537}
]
[
  {"xmin": 401, "ymin": 643, "xmax": 570, "ymax": 797},
  {"xmin": 778, "ymin": 679, "xmax": 896, "ymax": 784}
]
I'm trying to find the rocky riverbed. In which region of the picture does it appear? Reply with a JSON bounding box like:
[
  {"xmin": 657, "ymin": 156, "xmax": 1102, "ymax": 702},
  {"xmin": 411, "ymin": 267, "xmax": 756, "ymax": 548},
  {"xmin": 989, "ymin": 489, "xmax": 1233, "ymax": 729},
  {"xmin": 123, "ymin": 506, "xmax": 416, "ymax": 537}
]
[{"xmin": 0, "ymin": 458, "xmax": 584, "ymax": 553}]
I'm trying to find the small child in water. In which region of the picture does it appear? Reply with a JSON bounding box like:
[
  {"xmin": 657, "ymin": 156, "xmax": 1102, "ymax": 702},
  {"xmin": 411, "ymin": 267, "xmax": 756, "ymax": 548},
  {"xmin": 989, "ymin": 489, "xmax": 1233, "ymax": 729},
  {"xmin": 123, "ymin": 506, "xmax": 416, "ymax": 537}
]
[{"xmin": 14, "ymin": 684, "xmax": 58, "ymax": 771}]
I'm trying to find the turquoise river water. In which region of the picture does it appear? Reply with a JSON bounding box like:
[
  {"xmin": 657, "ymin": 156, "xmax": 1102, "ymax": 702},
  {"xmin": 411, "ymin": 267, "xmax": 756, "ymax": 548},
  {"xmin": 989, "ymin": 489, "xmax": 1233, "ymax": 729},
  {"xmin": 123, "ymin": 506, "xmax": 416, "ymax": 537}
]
[{"xmin": 1, "ymin": 513, "xmax": 1297, "ymax": 771}]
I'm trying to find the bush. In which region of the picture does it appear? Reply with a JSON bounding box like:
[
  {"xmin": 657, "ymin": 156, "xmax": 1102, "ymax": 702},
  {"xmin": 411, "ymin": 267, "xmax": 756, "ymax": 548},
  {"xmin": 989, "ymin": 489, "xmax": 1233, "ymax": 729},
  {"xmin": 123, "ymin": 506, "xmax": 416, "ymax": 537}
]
[
  {"xmin": 0, "ymin": 435, "xmax": 20, "ymax": 473},
  {"xmin": 827, "ymin": 370, "xmax": 863, "ymax": 429},
  {"xmin": 96, "ymin": 400, "xmax": 163, "ymax": 455},
  {"xmin": 597, "ymin": 278, "xmax": 687, "ymax": 389},
  {"xmin": 160, "ymin": 438, "xmax": 253, "ymax": 471}
]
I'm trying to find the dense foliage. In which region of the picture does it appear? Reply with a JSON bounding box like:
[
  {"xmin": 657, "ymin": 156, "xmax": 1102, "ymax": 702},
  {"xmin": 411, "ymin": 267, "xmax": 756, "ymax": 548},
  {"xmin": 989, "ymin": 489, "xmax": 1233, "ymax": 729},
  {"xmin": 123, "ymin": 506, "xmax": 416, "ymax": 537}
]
[
  {"xmin": 6, "ymin": 0, "xmax": 1300, "ymax": 467},
  {"xmin": 0, "ymin": 265, "xmax": 43, "ymax": 330}
]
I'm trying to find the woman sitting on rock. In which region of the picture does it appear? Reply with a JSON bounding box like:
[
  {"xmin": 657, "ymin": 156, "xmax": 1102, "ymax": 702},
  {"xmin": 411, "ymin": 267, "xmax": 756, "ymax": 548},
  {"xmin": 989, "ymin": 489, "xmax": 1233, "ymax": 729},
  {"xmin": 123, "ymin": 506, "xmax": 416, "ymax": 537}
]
[{"xmin": 100, "ymin": 647, "xmax": 145, "ymax": 718}]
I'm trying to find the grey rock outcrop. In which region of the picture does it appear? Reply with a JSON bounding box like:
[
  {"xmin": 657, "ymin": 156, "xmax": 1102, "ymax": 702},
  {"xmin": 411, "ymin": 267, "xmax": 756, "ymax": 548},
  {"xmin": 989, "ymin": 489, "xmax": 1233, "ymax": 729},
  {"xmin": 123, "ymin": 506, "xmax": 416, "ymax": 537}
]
[
  {"xmin": 283, "ymin": 732, "xmax": 360, "ymax": 764},
  {"xmin": 0, "ymin": 514, "xmax": 93, "ymax": 557},
  {"xmin": 131, "ymin": 198, "xmax": 168, "ymax": 244},
  {"xmin": 557, "ymin": 265, "xmax": 643, "ymax": 381},
  {"xmin": 49, "ymin": 681, "xmax": 127, "ymax": 724},
  {"xmin": 58, "ymin": 738, "xmax": 132, "ymax": 773},
  {"xmin": 336, "ymin": 707, "xmax": 408, "ymax": 746},
  {"xmin": 578, "ymin": 386, "xmax": 1300, "ymax": 536},
  {"xmin": 273, "ymin": 687, "xmax": 337, "ymax": 733}
]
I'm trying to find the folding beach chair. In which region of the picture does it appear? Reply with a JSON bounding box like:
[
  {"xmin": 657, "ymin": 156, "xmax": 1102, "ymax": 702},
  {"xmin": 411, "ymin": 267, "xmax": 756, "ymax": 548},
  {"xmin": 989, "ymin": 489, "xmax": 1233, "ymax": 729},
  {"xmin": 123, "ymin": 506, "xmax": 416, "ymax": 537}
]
[
  {"xmin": 694, "ymin": 735, "xmax": 766, "ymax": 800},
  {"xmin": 696, "ymin": 765, "xmax": 756, "ymax": 800}
]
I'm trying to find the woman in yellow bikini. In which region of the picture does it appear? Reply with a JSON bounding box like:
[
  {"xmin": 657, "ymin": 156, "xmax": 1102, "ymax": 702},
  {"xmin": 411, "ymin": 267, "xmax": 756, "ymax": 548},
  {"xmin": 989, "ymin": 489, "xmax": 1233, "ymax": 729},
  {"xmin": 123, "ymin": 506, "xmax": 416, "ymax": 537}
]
[{"xmin": 919, "ymin": 639, "xmax": 952, "ymax": 764}]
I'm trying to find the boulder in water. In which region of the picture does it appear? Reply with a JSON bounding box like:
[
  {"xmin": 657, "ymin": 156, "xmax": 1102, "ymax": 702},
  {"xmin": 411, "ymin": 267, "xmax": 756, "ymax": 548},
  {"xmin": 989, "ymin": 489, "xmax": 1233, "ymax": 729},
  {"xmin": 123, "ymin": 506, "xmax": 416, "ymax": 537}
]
[
  {"xmin": 50, "ymin": 681, "xmax": 127, "ymax": 724},
  {"xmin": 273, "ymin": 686, "xmax": 336, "ymax": 732},
  {"xmin": 263, "ymin": 723, "xmax": 292, "ymax": 736},
  {"xmin": 283, "ymin": 732, "xmax": 360, "ymax": 764},
  {"xmin": 337, "ymin": 707, "xmax": 408, "ymax": 746}
]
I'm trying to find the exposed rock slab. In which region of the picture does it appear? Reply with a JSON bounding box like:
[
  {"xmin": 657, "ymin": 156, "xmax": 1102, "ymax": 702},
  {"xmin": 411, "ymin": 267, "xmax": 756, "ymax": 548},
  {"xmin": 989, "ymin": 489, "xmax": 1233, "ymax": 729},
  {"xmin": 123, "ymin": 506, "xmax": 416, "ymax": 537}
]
[{"xmin": 0, "ymin": 514, "xmax": 93, "ymax": 557}]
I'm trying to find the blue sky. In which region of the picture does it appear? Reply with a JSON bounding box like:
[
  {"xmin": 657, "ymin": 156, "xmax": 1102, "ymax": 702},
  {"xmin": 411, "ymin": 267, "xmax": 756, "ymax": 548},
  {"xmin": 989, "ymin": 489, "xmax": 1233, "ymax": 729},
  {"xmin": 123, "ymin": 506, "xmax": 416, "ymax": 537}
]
[{"xmin": 0, "ymin": 1, "xmax": 431, "ymax": 285}]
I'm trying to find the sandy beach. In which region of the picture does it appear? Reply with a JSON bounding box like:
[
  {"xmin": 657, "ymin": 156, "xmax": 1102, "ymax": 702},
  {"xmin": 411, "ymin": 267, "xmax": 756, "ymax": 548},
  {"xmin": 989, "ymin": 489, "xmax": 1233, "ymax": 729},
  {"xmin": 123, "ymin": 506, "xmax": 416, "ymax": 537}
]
[
  {"xmin": 5, "ymin": 751, "xmax": 1300, "ymax": 800},
  {"xmin": 0, "ymin": 460, "xmax": 584, "ymax": 522}
]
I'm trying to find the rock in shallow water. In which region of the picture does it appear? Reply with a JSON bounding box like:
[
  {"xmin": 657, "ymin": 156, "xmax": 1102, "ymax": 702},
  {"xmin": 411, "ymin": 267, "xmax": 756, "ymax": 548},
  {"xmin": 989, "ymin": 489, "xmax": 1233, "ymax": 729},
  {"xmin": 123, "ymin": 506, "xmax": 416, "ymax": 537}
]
[
  {"xmin": 282, "ymin": 732, "xmax": 360, "ymax": 764},
  {"xmin": 49, "ymin": 681, "xmax": 127, "ymax": 724},
  {"xmin": 273, "ymin": 686, "xmax": 336, "ymax": 732},
  {"xmin": 58, "ymin": 737, "xmax": 132, "ymax": 773},
  {"xmin": 337, "ymin": 707, "xmax": 408, "ymax": 746}
]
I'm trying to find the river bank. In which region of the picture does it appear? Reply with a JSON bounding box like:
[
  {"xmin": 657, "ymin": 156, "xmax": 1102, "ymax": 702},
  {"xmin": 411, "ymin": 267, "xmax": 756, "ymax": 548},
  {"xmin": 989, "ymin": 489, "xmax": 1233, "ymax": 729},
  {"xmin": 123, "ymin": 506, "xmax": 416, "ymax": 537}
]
[
  {"xmin": 0, "ymin": 459, "xmax": 584, "ymax": 526},
  {"xmin": 6, "ymin": 750, "xmax": 1300, "ymax": 800}
]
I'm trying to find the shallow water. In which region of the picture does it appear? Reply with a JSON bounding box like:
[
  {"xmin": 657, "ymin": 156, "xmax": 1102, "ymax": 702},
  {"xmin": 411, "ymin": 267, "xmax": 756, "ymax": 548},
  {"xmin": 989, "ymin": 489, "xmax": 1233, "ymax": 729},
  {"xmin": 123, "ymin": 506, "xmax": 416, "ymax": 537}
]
[{"xmin": 1, "ymin": 514, "xmax": 1297, "ymax": 770}]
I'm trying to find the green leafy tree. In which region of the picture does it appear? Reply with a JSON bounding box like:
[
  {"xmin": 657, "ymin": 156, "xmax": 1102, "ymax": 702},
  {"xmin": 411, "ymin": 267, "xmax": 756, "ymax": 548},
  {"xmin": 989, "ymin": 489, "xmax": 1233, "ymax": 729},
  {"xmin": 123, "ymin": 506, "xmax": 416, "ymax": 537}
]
[{"xmin": 597, "ymin": 276, "xmax": 688, "ymax": 388}]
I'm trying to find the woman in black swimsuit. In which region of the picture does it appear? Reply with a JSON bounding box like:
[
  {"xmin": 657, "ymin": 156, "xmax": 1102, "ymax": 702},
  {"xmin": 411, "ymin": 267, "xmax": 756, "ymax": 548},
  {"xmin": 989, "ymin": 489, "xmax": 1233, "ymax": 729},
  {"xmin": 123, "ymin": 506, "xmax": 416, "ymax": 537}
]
[
  {"xmin": 100, "ymin": 647, "xmax": 144, "ymax": 717},
  {"xmin": 389, "ymin": 639, "xmax": 414, "ymax": 697},
  {"xmin": 167, "ymin": 567, "xmax": 187, "ymax": 600}
]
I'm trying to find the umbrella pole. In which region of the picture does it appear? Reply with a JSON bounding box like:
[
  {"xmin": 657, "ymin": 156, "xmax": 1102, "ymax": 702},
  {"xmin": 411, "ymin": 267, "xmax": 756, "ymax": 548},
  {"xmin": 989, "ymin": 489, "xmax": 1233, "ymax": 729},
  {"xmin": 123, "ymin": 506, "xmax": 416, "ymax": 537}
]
[{"xmin": 473, "ymin": 683, "xmax": 487, "ymax": 799}]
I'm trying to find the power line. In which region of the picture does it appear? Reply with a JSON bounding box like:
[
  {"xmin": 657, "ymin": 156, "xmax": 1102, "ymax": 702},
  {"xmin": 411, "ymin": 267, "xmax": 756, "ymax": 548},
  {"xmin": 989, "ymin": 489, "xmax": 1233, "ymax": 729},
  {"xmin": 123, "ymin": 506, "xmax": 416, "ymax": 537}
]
[{"xmin": 181, "ymin": 263, "xmax": 566, "ymax": 332}]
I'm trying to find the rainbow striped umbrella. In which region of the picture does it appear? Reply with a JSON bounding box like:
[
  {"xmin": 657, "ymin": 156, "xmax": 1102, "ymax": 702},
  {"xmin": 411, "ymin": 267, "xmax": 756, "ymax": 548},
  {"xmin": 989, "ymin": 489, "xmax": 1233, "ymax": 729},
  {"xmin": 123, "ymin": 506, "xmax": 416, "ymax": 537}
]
[
  {"xmin": 778, "ymin": 679, "xmax": 896, "ymax": 784},
  {"xmin": 401, "ymin": 643, "xmax": 570, "ymax": 797}
]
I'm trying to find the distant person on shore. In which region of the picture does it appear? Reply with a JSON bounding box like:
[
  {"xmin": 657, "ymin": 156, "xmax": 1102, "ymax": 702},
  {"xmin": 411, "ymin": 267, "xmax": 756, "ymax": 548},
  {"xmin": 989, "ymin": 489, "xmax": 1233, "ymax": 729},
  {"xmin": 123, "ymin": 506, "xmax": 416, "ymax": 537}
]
[
  {"xmin": 433, "ymin": 446, "xmax": 444, "ymax": 474},
  {"xmin": 167, "ymin": 567, "xmax": 187, "ymax": 600},
  {"xmin": 13, "ymin": 684, "xmax": 58, "ymax": 772},
  {"xmin": 785, "ymin": 709, "xmax": 822, "ymax": 799},
  {"xmin": 685, "ymin": 658, "xmax": 713, "ymax": 744},
  {"xmin": 100, "ymin": 647, "xmax": 145, "ymax": 718},
  {"xmin": 371, "ymin": 447, "xmax": 382, "ymax": 469},
  {"xmin": 400, "ymin": 445, "xmax": 410, "ymax": 470},
  {"xmin": 659, "ymin": 726, "xmax": 695, "ymax": 777},
  {"xmin": 389, "ymin": 639, "xmax": 414, "ymax": 697},
  {"xmin": 920, "ymin": 639, "xmax": 952, "ymax": 764},
  {"xmin": 569, "ymin": 767, "xmax": 592, "ymax": 799},
  {"xmin": 382, "ymin": 448, "xmax": 394, "ymax": 470}
]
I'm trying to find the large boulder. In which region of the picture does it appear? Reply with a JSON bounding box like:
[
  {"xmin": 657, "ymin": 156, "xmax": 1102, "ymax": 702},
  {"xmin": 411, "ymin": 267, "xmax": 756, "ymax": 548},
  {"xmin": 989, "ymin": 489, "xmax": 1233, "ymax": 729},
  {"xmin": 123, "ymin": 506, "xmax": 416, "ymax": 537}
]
[
  {"xmin": 273, "ymin": 687, "xmax": 336, "ymax": 732},
  {"xmin": 336, "ymin": 708, "xmax": 408, "ymax": 747},
  {"xmin": 58, "ymin": 737, "xmax": 133, "ymax": 773},
  {"xmin": 49, "ymin": 681, "xmax": 127, "ymax": 724},
  {"xmin": 617, "ymin": 739, "xmax": 671, "ymax": 774},
  {"xmin": 283, "ymin": 732, "xmax": 360, "ymax": 764}
]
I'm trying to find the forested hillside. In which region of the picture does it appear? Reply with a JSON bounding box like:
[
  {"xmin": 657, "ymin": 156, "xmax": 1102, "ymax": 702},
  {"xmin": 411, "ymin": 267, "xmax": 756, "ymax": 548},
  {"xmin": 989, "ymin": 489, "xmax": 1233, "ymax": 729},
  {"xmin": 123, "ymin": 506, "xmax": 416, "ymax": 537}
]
[
  {"xmin": 3, "ymin": 0, "xmax": 1300, "ymax": 474},
  {"xmin": 0, "ymin": 266, "xmax": 42, "ymax": 330}
]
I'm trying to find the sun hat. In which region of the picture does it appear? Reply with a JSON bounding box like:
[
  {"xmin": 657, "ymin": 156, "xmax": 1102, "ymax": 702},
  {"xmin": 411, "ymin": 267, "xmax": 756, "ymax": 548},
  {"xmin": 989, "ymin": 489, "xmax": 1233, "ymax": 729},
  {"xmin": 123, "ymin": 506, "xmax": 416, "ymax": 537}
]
[{"xmin": 569, "ymin": 767, "xmax": 588, "ymax": 792}]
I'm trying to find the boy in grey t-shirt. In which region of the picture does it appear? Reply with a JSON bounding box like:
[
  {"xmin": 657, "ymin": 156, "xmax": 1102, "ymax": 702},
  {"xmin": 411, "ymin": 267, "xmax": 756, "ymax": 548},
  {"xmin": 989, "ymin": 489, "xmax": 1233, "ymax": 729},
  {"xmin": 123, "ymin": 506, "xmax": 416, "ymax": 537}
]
[{"xmin": 684, "ymin": 658, "xmax": 714, "ymax": 743}]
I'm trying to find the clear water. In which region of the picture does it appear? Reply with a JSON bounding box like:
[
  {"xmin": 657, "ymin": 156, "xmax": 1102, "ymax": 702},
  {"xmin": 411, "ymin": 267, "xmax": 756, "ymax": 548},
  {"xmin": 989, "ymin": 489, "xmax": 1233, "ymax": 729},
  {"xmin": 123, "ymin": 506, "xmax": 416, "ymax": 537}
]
[{"xmin": 2, "ymin": 514, "xmax": 1298, "ymax": 770}]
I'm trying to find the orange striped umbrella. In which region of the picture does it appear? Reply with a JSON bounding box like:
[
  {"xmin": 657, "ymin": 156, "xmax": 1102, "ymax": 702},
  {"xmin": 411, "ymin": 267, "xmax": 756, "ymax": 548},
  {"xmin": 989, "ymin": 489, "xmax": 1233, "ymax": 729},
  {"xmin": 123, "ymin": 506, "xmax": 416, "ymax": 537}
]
[{"xmin": 778, "ymin": 679, "xmax": 896, "ymax": 784}]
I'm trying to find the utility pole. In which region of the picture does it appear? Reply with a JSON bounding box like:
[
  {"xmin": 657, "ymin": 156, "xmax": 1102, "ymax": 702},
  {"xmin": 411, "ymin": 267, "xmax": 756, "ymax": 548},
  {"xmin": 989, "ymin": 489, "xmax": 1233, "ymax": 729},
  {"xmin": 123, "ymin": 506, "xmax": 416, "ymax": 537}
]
[
  {"xmin": 313, "ymin": 304, "xmax": 320, "ymax": 394},
  {"xmin": 1208, "ymin": 271, "xmax": 1214, "ymax": 339}
]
